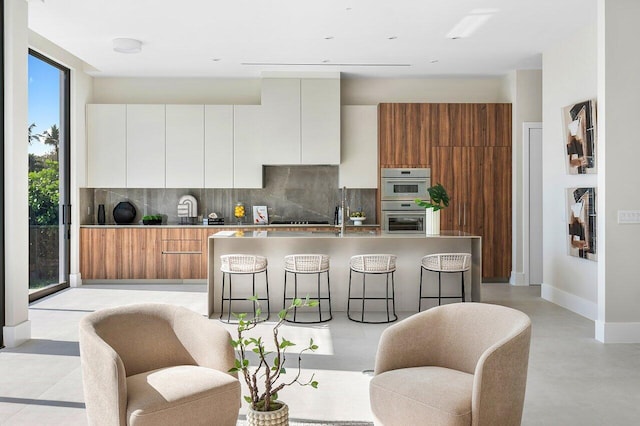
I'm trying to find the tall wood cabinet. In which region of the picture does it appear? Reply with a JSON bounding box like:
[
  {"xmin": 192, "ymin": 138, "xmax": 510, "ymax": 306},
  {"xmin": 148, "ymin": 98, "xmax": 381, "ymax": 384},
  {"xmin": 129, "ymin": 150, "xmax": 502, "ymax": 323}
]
[{"xmin": 379, "ymin": 103, "xmax": 512, "ymax": 280}]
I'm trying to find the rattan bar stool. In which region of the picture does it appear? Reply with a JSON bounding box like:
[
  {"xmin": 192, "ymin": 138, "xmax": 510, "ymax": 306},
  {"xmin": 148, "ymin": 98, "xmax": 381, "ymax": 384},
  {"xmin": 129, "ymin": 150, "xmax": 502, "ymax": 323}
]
[
  {"xmin": 220, "ymin": 254, "xmax": 270, "ymax": 323},
  {"xmin": 419, "ymin": 253, "xmax": 471, "ymax": 311},
  {"xmin": 348, "ymin": 254, "xmax": 398, "ymax": 324},
  {"xmin": 283, "ymin": 254, "xmax": 332, "ymax": 323}
]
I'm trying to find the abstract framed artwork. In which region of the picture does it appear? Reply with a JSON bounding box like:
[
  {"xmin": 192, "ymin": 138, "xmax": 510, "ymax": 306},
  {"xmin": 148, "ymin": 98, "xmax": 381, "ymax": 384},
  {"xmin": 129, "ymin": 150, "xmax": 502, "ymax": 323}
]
[
  {"xmin": 567, "ymin": 187, "xmax": 597, "ymax": 261},
  {"xmin": 562, "ymin": 100, "xmax": 597, "ymax": 174}
]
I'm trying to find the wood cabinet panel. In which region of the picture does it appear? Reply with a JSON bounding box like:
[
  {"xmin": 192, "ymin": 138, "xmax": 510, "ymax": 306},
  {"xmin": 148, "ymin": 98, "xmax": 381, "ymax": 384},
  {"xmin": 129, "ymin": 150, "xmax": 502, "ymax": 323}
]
[
  {"xmin": 431, "ymin": 147, "xmax": 484, "ymax": 234},
  {"xmin": 486, "ymin": 104, "xmax": 512, "ymax": 146},
  {"xmin": 378, "ymin": 103, "xmax": 429, "ymax": 167},
  {"xmin": 161, "ymin": 228, "xmax": 203, "ymax": 279},
  {"xmin": 80, "ymin": 228, "xmax": 125, "ymax": 279},
  {"xmin": 483, "ymin": 147, "xmax": 512, "ymax": 278},
  {"xmin": 128, "ymin": 228, "xmax": 161, "ymax": 279},
  {"xmin": 432, "ymin": 104, "xmax": 486, "ymax": 147}
]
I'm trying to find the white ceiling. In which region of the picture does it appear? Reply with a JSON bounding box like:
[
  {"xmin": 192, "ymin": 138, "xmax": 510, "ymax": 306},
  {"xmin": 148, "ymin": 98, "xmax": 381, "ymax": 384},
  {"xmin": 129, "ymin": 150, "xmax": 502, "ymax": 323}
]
[{"xmin": 27, "ymin": 0, "xmax": 596, "ymax": 78}]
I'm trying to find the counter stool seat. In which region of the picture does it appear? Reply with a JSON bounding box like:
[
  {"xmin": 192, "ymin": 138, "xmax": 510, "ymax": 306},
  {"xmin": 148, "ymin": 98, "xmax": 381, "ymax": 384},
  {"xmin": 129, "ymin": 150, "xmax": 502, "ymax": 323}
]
[
  {"xmin": 348, "ymin": 254, "xmax": 398, "ymax": 324},
  {"xmin": 419, "ymin": 253, "xmax": 471, "ymax": 311},
  {"xmin": 283, "ymin": 254, "xmax": 332, "ymax": 323},
  {"xmin": 220, "ymin": 254, "xmax": 270, "ymax": 323}
]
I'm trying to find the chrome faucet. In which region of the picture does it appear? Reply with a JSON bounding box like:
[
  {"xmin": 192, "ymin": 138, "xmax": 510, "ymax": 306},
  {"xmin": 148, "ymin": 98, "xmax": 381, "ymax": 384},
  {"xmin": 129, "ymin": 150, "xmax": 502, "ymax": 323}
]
[{"xmin": 340, "ymin": 186, "xmax": 347, "ymax": 237}]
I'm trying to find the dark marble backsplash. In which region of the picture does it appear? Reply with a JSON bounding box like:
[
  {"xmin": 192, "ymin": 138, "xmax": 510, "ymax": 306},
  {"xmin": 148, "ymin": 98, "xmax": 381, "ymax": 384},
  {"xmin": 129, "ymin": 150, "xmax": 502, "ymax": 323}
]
[{"xmin": 80, "ymin": 166, "xmax": 377, "ymax": 225}]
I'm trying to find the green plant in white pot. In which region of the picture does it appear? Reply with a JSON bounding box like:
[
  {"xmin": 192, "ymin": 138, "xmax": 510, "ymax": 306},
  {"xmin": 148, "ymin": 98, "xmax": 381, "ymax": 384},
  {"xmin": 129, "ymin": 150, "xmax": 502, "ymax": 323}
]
[
  {"xmin": 415, "ymin": 183, "xmax": 450, "ymax": 235},
  {"xmin": 230, "ymin": 296, "xmax": 319, "ymax": 426}
]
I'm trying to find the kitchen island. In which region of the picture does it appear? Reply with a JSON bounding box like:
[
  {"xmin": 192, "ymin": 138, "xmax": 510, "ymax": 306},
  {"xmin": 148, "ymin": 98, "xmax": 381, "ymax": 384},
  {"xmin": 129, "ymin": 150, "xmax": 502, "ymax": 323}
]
[{"xmin": 207, "ymin": 231, "xmax": 481, "ymax": 318}]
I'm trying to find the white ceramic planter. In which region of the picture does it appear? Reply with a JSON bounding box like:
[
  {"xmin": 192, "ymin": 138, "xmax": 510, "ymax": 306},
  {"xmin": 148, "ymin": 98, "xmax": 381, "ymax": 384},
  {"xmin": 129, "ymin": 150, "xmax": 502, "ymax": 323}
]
[
  {"xmin": 425, "ymin": 208, "xmax": 440, "ymax": 235},
  {"xmin": 246, "ymin": 401, "xmax": 289, "ymax": 426},
  {"xmin": 350, "ymin": 216, "xmax": 366, "ymax": 225}
]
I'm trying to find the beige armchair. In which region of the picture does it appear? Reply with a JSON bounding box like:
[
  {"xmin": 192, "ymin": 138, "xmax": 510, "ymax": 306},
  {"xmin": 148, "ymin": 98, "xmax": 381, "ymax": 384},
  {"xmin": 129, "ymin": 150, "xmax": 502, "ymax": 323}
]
[
  {"xmin": 370, "ymin": 302, "xmax": 531, "ymax": 426},
  {"xmin": 79, "ymin": 303, "xmax": 241, "ymax": 426}
]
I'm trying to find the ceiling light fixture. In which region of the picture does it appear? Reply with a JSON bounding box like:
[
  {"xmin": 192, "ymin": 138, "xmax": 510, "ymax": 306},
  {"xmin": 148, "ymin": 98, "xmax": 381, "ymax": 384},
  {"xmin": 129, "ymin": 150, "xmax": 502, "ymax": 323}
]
[
  {"xmin": 324, "ymin": 36, "xmax": 334, "ymax": 40},
  {"xmin": 429, "ymin": 59, "xmax": 439, "ymax": 64},
  {"xmin": 211, "ymin": 58, "xmax": 221, "ymax": 62},
  {"xmin": 112, "ymin": 38, "xmax": 142, "ymax": 54},
  {"xmin": 388, "ymin": 36, "xmax": 398, "ymax": 40},
  {"xmin": 446, "ymin": 13, "xmax": 493, "ymax": 39}
]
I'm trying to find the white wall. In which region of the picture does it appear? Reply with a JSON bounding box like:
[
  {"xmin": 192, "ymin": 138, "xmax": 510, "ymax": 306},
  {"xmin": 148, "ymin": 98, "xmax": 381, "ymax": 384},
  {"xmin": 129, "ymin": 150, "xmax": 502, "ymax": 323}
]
[
  {"xmin": 93, "ymin": 78, "xmax": 261, "ymax": 105},
  {"xmin": 92, "ymin": 76, "xmax": 509, "ymax": 106},
  {"xmin": 542, "ymin": 23, "xmax": 598, "ymax": 320},
  {"xmin": 29, "ymin": 30, "xmax": 94, "ymax": 288},
  {"xmin": 341, "ymin": 77, "xmax": 509, "ymax": 104},
  {"xmin": 596, "ymin": 0, "xmax": 640, "ymax": 342},
  {"xmin": 509, "ymin": 70, "xmax": 543, "ymax": 285},
  {"xmin": 3, "ymin": 0, "xmax": 30, "ymax": 347}
]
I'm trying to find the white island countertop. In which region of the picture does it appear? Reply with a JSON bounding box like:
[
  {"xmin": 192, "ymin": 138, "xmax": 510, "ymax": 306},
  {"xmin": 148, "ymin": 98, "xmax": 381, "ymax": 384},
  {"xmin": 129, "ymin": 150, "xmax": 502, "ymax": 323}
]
[{"xmin": 207, "ymin": 231, "xmax": 481, "ymax": 318}]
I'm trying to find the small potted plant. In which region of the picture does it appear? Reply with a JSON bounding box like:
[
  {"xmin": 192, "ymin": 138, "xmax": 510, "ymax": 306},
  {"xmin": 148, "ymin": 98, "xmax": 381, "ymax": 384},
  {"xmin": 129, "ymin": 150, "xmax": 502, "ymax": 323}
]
[
  {"xmin": 230, "ymin": 297, "xmax": 319, "ymax": 426},
  {"xmin": 415, "ymin": 183, "xmax": 449, "ymax": 235},
  {"xmin": 142, "ymin": 214, "xmax": 163, "ymax": 225},
  {"xmin": 349, "ymin": 210, "xmax": 366, "ymax": 226}
]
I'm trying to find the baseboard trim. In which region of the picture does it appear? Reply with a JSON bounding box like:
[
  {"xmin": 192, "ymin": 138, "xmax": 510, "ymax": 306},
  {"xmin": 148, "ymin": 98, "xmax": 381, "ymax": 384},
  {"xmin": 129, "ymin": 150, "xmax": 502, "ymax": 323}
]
[
  {"xmin": 510, "ymin": 272, "xmax": 527, "ymax": 286},
  {"xmin": 595, "ymin": 320, "xmax": 640, "ymax": 343},
  {"xmin": 82, "ymin": 279, "xmax": 207, "ymax": 285},
  {"xmin": 69, "ymin": 273, "xmax": 82, "ymax": 287},
  {"xmin": 541, "ymin": 284, "xmax": 597, "ymax": 320},
  {"xmin": 3, "ymin": 320, "xmax": 31, "ymax": 348}
]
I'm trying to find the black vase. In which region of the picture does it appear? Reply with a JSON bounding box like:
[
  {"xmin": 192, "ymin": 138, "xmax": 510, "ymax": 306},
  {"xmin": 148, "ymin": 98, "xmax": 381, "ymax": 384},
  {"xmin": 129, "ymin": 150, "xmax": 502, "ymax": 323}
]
[{"xmin": 97, "ymin": 204, "xmax": 106, "ymax": 225}]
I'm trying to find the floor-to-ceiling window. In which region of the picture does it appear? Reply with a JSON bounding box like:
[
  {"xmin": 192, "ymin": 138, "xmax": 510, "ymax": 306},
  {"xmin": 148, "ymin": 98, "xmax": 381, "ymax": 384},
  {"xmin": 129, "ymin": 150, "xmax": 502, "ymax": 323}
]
[{"xmin": 27, "ymin": 50, "xmax": 70, "ymax": 302}]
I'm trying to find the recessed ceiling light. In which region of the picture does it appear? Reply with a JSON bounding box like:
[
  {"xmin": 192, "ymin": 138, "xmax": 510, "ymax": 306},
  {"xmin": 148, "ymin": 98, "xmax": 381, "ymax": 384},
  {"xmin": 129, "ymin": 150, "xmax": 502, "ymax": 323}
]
[
  {"xmin": 322, "ymin": 59, "xmax": 330, "ymax": 63},
  {"xmin": 324, "ymin": 36, "xmax": 334, "ymax": 40},
  {"xmin": 388, "ymin": 36, "xmax": 398, "ymax": 40},
  {"xmin": 112, "ymin": 38, "xmax": 142, "ymax": 54},
  {"xmin": 346, "ymin": 7, "xmax": 352, "ymax": 11},
  {"xmin": 211, "ymin": 58, "xmax": 221, "ymax": 62},
  {"xmin": 429, "ymin": 59, "xmax": 439, "ymax": 64}
]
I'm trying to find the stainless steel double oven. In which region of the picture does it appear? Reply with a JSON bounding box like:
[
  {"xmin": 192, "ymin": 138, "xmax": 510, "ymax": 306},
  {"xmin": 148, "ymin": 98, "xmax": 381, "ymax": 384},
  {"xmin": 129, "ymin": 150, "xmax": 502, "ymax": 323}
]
[{"xmin": 381, "ymin": 168, "xmax": 430, "ymax": 233}]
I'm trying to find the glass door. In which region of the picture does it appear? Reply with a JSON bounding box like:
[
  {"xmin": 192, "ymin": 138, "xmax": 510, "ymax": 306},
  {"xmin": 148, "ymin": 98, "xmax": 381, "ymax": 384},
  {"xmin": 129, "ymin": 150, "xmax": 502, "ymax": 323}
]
[{"xmin": 27, "ymin": 50, "xmax": 70, "ymax": 300}]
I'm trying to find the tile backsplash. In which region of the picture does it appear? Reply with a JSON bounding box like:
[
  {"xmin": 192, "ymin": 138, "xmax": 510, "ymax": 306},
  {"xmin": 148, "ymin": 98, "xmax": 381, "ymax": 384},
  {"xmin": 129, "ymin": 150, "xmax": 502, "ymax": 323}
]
[{"xmin": 81, "ymin": 166, "xmax": 377, "ymax": 225}]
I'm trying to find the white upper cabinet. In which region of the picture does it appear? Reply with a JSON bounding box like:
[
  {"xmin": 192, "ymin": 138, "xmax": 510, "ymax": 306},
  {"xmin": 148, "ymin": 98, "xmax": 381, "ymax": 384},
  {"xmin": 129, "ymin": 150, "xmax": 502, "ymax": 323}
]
[
  {"xmin": 339, "ymin": 106, "xmax": 378, "ymax": 188},
  {"xmin": 260, "ymin": 77, "xmax": 340, "ymax": 165},
  {"xmin": 301, "ymin": 79, "xmax": 341, "ymax": 165},
  {"xmin": 261, "ymin": 79, "xmax": 301, "ymax": 164},
  {"xmin": 234, "ymin": 105, "xmax": 263, "ymax": 188},
  {"xmin": 204, "ymin": 105, "xmax": 234, "ymax": 188},
  {"xmin": 87, "ymin": 104, "xmax": 126, "ymax": 188},
  {"xmin": 165, "ymin": 105, "xmax": 205, "ymax": 188},
  {"xmin": 126, "ymin": 104, "xmax": 166, "ymax": 188}
]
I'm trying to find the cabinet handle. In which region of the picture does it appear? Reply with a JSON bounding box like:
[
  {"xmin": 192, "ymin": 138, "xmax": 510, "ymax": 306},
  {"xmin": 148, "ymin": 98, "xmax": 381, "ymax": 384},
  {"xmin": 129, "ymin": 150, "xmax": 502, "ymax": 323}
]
[
  {"xmin": 464, "ymin": 202, "xmax": 467, "ymax": 227},
  {"xmin": 162, "ymin": 251, "xmax": 202, "ymax": 255},
  {"xmin": 458, "ymin": 202, "xmax": 461, "ymax": 227}
]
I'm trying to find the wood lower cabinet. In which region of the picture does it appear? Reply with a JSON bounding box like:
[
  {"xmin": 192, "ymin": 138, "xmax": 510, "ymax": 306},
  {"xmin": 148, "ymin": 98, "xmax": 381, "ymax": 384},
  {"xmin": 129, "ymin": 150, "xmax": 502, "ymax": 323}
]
[
  {"xmin": 80, "ymin": 228, "xmax": 160, "ymax": 279},
  {"xmin": 161, "ymin": 229, "xmax": 203, "ymax": 279},
  {"xmin": 82, "ymin": 226, "xmax": 375, "ymax": 281}
]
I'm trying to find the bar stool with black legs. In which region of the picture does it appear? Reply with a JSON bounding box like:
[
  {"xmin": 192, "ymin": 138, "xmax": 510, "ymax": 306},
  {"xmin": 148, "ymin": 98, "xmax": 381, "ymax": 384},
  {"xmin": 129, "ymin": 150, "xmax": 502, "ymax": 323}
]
[
  {"xmin": 220, "ymin": 254, "xmax": 270, "ymax": 323},
  {"xmin": 348, "ymin": 254, "xmax": 398, "ymax": 323},
  {"xmin": 419, "ymin": 253, "xmax": 471, "ymax": 311},
  {"xmin": 283, "ymin": 254, "xmax": 332, "ymax": 323}
]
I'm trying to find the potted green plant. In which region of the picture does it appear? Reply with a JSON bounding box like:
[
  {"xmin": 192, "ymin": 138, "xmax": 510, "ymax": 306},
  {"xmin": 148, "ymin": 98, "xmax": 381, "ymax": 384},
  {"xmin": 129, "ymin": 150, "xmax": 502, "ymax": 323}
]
[
  {"xmin": 415, "ymin": 183, "xmax": 449, "ymax": 234},
  {"xmin": 142, "ymin": 214, "xmax": 163, "ymax": 225},
  {"xmin": 230, "ymin": 297, "xmax": 319, "ymax": 426}
]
